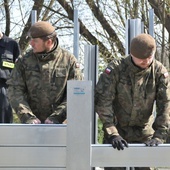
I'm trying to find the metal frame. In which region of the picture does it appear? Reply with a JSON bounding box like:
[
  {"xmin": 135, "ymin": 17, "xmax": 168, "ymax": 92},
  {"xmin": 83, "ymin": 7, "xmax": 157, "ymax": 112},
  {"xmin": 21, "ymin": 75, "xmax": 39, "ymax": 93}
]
[
  {"xmin": 125, "ymin": 18, "xmax": 143, "ymax": 56},
  {"xmin": 31, "ymin": 10, "xmax": 37, "ymax": 25},
  {"xmin": 84, "ymin": 45, "xmax": 98, "ymax": 144}
]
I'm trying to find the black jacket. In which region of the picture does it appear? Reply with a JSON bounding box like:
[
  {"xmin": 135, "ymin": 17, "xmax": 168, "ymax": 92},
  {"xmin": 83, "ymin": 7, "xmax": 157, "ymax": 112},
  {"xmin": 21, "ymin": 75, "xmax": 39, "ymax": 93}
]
[{"xmin": 0, "ymin": 34, "xmax": 20, "ymax": 81}]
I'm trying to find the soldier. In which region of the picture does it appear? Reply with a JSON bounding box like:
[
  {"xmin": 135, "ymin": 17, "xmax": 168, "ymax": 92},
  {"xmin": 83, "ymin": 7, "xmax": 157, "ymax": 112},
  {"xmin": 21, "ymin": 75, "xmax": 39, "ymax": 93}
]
[
  {"xmin": 0, "ymin": 30, "xmax": 20, "ymax": 123},
  {"xmin": 95, "ymin": 33, "xmax": 170, "ymax": 170},
  {"xmin": 7, "ymin": 21, "xmax": 82, "ymax": 124}
]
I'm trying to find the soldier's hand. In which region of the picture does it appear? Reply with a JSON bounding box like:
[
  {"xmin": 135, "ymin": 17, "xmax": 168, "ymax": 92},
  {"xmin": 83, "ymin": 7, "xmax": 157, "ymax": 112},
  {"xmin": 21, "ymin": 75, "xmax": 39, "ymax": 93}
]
[
  {"xmin": 108, "ymin": 135, "xmax": 128, "ymax": 150},
  {"xmin": 44, "ymin": 118, "xmax": 54, "ymax": 124},
  {"xmin": 32, "ymin": 118, "xmax": 41, "ymax": 124},
  {"xmin": 26, "ymin": 118, "xmax": 41, "ymax": 124},
  {"xmin": 144, "ymin": 138, "xmax": 162, "ymax": 146}
]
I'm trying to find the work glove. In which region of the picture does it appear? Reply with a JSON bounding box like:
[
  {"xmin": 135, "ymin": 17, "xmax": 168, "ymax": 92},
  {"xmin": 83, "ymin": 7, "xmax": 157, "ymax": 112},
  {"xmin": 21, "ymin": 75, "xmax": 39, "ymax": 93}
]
[
  {"xmin": 144, "ymin": 138, "xmax": 162, "ymax": 146},
  {"xmin": 108, "ymin": 135, "xmax": 128, "ymax": 150}
]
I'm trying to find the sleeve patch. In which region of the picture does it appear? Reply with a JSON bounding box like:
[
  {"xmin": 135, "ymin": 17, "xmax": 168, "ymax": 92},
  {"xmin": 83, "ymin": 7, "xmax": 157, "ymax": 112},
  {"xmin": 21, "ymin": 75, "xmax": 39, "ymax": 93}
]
[{"xmin": 105, "ymin": 67, "xmax": 112, "ymax": 74}]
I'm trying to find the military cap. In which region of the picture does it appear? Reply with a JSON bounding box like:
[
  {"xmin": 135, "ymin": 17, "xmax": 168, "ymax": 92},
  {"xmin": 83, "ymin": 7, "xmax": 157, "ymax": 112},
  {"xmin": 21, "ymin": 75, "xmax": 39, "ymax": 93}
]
[
  {"xmin": 130, "ymin": 33, "xmax": 156, "ymax": 59},
  {"xmin": 28, "ymin": 21, "xmax": 55, "ymax": 38}
]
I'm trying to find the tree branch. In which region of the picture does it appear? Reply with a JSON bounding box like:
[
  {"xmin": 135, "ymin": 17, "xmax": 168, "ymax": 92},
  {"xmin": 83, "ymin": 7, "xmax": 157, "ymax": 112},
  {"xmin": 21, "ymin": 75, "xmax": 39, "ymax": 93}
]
[{"xmin": 57, "ymin": 0, "xmax": 115, "ymax": 63}]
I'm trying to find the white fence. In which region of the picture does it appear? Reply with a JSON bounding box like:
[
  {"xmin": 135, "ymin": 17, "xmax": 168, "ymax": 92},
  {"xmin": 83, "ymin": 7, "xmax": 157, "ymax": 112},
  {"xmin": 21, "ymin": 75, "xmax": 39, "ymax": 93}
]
[{"xmin": 0, "ymin": 80, "xmax": 169, "ymax": 170}]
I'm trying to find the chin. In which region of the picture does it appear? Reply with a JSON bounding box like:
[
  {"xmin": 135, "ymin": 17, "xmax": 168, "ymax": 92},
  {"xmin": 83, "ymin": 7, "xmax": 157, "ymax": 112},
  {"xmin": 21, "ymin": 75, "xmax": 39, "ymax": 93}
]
[
  {"xmin": 33, "ymin": 49, "xmax": 39, "ymax": 53},
  {"xmin": 140, "ymin": 65, "xmax": 149, "ymax": 69}
]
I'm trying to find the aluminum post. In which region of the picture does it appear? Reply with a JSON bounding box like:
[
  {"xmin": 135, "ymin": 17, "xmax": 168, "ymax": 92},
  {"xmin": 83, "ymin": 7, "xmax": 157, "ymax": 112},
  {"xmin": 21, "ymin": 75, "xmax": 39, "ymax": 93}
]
[
  {"xmin": 84, "ymin": 45, "xmax": 98, "ymax": 145},
  {"xmin": 31, "ymin": 10, "xmax": 37, "ymax": 25},
  {"xmin": 149, "ymin": 9, "xmax": 154, "ymax": 37},
  {"xmin": 73, "ymin": 9, "xmax": 79, "ymax": 59},
  {"xmin": 67, "ymin": 80, "xmax": 92, "ymax": 170},
  {"xmin": 125, "ymin": 19, "xmax": 143, "ymax": 55}
]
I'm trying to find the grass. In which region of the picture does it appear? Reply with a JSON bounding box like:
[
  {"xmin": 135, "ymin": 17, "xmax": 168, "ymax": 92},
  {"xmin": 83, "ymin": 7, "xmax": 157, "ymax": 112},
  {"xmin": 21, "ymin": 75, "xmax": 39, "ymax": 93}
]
[
  {"xmin": 97, "ymin": 118, "xmax": 104, "ymax": 144},
  {"xmin": 13, "ymin": 112, "xmax": 20, "ymax": 123}
]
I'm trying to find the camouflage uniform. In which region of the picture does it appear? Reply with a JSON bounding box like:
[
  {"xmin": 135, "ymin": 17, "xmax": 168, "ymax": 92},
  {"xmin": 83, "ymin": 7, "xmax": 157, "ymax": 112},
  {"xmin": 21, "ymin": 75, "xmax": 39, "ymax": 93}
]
[
  {"xmin": 7, "ymin": 40, "xmax": 82, "ymax": 123},
  {"xmin": 95, "ymin": 56, "xmax": 170, "ymax": 170}
]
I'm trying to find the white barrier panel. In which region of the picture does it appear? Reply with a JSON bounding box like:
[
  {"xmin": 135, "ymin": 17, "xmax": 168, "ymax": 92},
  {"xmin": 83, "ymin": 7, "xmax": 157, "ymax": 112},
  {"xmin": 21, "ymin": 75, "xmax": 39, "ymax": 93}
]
[
  {"xmin": 0, "ymin": 124, "xmax": 66, "ymax": 169},
  {"xmin": 92, "ymin": 144, "xmax": 170, "ymax": 167},
  {"xmin": 0, "ymin": 124, "xmax": 66, "ymax": 146},
  {"xmin": 66, "ymin": 80, "xmax": 92, "ymax": 170}
]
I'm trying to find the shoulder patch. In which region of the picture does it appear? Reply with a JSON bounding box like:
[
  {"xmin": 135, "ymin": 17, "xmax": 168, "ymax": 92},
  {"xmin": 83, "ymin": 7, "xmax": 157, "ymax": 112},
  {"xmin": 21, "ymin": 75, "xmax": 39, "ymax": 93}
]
[{"xmin": 105, "ymin": 67, "xmax": 112, "ymax": 74}]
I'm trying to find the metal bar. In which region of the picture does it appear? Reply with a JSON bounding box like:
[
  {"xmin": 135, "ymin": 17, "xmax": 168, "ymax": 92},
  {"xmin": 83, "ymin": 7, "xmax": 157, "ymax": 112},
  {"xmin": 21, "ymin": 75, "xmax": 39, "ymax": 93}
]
[
  {"xmin": 125, "ymin": 19, "xmax": 130, "ymax": 56},
  {"xmin": 73, "ymin": 9, "xmax": 79, "ymax": 59},
  {"xmin": 149, "ymin": 9, "xmax": 154, "ymax": 37},
  {"xmin": 67, "ymin": 80, "xmax": 92, "ymax": 170},
  {"xmin": 0, "ymin": 147, "xmax": 66, "ymax": 167},
  {"xmin": 31, "ymin": 10, "xmax": 37, "ymax": 25},
  {"xmin": 84, "ymin": 45, "xmax": 99, "ymax": 144},
  {"xmin": 125, "ymin": 19, "xmax": 142, "ymax": 56},
  {"xmin": 135, "ymin": 18, "xmax": 142, "ymax": 35},
  {"xmin": 0, "ymin": 124, "xmax": 66, "ymax": 146},
  {"xmin": 92, "ymin": 143, "xmax": 170, "ymax": 147},
  {"xmin": 92, "ymin": 144, "xmax": 170, "ymax": 167}
]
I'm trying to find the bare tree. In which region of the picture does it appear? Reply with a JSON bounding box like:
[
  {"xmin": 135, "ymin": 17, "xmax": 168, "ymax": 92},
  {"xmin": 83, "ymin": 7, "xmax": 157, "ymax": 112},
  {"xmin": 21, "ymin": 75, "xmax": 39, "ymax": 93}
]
[
  {"xmin": 3, "ymin": 0, "xmax": 10, "ymax": 36},
  {"xmin": 148, "ymin": 0, "xmax": 170, "ymax": 68},
  {"xmin": 19, "ymin": 0, "xmax": 45, "ymax": 53},
  {"xmin": 1, "ymin": 0, "xmax": 169, "ymax": 68}
]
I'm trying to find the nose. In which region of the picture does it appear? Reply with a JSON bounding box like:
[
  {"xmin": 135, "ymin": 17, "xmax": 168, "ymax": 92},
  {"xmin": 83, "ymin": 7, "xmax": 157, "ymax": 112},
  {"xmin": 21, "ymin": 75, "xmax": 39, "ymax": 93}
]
[{"xmin": 142, "ymin": 58, "xmax": 150, "ymax": 64}]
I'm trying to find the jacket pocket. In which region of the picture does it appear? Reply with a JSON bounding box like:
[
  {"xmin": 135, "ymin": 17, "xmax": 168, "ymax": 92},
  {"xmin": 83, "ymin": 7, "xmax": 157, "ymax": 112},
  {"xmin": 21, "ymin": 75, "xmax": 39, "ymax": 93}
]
[{"xmin": 54, "ymin": 68, "xmax": 67, "ymax": 85}]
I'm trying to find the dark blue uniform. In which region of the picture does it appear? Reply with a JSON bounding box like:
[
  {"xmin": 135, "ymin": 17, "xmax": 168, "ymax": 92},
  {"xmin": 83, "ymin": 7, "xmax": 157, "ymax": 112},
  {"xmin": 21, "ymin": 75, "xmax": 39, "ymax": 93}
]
[{"xmin": 0, "ymin": 33, "xmax": 20, "ymax": 123}]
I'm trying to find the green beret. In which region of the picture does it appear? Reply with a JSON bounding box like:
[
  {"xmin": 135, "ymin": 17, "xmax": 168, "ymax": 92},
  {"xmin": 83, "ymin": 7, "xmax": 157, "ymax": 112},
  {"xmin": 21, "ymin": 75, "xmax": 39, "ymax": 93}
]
[
  {"xmin": 28, "ymin": 21, "xmax": 55, "ymax": 38},
  {"xmin": 130, "ymin": 33, "xmax": 156, "ymax": 59}
]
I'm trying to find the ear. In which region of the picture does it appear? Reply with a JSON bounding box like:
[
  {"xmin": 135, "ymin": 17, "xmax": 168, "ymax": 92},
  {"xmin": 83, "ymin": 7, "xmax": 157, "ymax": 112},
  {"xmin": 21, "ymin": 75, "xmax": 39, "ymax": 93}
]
[{"xmin": 46, "ymin": 38, "xmax": 53, "ymax": 46}]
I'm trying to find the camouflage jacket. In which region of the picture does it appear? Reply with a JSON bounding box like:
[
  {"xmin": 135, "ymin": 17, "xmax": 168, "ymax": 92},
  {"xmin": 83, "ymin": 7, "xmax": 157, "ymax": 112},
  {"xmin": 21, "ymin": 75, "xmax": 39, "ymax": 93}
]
[
  {"xmin": 95, "ymin": 56, "xmax": 170, "ymax": 142},
  {"xmin": 7, "ymin": 43, "xmax": 82, "ymax": 123}
]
